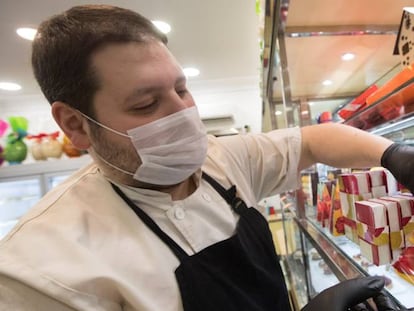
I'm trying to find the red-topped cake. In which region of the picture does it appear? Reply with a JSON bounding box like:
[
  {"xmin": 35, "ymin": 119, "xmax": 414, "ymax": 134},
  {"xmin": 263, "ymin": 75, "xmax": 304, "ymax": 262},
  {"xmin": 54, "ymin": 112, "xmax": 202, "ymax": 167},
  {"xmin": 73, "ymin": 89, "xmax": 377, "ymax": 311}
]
[{"xmin": 393, "ymin": 246, "xmax": 414, "ymax": 285}]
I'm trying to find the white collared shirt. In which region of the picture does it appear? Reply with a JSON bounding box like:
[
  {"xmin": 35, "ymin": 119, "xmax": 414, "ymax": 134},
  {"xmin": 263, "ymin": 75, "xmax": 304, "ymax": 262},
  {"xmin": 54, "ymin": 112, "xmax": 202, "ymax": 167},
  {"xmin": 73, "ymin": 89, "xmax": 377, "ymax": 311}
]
[{"xmin": 0, "ymin": 128, "xmax": 301, "ymax": 311}]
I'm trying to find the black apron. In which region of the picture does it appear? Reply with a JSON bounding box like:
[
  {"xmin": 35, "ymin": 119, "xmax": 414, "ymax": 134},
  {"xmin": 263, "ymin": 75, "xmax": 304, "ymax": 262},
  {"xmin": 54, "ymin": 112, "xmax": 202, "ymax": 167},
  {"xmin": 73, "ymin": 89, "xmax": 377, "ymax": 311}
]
[{"xmin": 112, "ymin": 173, "xmax": 291, "ymax": 311}]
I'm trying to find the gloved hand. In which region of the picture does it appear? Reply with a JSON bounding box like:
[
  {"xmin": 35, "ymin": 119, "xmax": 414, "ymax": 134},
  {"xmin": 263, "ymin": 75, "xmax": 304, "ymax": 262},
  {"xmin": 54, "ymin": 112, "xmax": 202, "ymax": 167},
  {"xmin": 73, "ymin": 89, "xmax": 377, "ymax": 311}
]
[
  {"xmin": 301, "ymin": 276, "xmax": 399, "ymax": 311},
  {"xmin": 381, "ymin": 143, "xmax": 414, "ymax": 194}
]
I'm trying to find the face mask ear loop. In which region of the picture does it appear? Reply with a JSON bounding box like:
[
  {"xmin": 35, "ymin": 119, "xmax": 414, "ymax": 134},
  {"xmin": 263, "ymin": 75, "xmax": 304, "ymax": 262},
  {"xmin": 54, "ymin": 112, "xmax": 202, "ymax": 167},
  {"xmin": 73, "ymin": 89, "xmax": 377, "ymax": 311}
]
[
  {"xmin": 93, "ymin": 150, "xmax": 136, "ymax": 176},
  {"xmin": 77, "ymin": 110, "xmax": 131, "ymax": 138}
]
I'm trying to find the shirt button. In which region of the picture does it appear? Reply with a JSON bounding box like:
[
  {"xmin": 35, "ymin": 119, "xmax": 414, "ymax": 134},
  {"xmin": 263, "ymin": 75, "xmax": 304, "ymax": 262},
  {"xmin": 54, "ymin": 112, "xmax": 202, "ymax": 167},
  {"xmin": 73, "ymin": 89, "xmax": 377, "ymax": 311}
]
[
  {"xmin": 174, "ymin": 207, "xmax": 186, "ymax": 220},
  {"xmin": 202, "ymin": 193, "xmax": 211, "ymax": 202}
]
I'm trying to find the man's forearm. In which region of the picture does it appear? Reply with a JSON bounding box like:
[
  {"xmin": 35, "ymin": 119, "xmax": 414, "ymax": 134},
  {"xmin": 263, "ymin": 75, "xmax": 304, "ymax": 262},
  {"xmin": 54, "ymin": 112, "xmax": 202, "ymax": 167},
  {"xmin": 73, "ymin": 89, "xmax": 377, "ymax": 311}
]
[{"xmin": 299, "ymin": 123, "xmax": 393, "ymax": 171}]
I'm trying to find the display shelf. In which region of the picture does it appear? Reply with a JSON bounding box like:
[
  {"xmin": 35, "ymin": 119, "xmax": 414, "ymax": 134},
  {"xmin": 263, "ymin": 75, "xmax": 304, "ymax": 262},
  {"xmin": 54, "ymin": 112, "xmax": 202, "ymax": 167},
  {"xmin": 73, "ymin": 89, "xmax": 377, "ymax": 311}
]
[
  {"xmin": 369, "ymin": 113, "xmax": 414, "ymax": 147},
  {"xmin": 281, "ymin": 207, "xmax": 344, "ymax": 309},
  {"xmin": 306, "ymin": 247, "xmax": 339, "ymax": 294},
  {"xmin": 319, "ymin": 225, "xmax": 414, "ymax": 308},
  {"xmin": 344, "ymin": 77, "xmax": 414, "ymax": 132},
  {"xmin": 0, "ymin": 155, "xmax": 92, "ymax": 180},
  {"xmin": 307, "ymin": 216, "xmax": 414, "ymax": 309},
  {"xmin": 280, "ymin": 186, "xmax": 412, "ymax": 310},
  {"xmin": 280, "ymin": 209, "xmax": 308, "ymax": 310},
  {"xmin": 294, "ymin": 217, "xmax": 364, "ymax": 281}
]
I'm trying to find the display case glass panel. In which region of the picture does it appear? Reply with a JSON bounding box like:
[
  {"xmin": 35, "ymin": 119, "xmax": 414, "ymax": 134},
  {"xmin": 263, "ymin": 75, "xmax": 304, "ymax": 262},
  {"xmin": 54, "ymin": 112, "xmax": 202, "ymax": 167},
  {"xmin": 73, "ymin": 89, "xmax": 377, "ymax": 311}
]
[
  {"xmin": 45, "ymin": 172, "xmax": 73, "ymax": 190},
  {"xmin": 281, "ymin": 207, "xmax": 342, "ymax": 309},
  {"xmin": 308, "ymin": 217, "xmax": 414, "ymax": 308},
  {"xmin": 0, "ymin": 177, "xmax": 42, "ymax": 239}
]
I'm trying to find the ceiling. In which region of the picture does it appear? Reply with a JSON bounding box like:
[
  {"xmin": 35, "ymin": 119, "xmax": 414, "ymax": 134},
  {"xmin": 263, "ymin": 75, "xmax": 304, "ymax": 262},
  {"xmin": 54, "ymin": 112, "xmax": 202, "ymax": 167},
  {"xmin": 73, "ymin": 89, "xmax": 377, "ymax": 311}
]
[
  {"xmin": 267, "ymin": 0, "xmax": 414, "ymax": 123},
  {"xmin": 0, "ymin": 0, "xmax": 261, "ymax": 101}
]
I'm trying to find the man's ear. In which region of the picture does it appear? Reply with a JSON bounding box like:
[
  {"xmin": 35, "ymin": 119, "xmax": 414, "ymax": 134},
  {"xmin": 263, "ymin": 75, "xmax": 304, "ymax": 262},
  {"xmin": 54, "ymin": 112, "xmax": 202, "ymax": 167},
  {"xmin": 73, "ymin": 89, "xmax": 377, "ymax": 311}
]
[{"xmin": 51, "ymin": 102, "xmax": 91, "ymax": 150}]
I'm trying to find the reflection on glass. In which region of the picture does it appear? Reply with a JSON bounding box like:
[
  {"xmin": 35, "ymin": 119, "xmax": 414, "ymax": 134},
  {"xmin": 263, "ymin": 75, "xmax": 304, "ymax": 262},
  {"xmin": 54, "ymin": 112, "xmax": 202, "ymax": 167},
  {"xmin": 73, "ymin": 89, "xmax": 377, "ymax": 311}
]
[
  {"xmin": 0, "ymin": 178, "xmax": 42, "ymax": 239},
  {"xmin": 47, "ymin": 174, "xmax": 71, "ymax": 190}
]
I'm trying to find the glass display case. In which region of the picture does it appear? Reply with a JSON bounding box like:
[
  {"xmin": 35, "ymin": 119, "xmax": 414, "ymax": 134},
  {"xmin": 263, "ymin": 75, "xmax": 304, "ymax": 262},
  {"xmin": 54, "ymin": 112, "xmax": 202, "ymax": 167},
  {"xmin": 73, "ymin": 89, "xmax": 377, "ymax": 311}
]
[
  {"xmin": 262, "ymin": 1, "xmax": 414, "ymax": 309},
  {"xmin": 0, "ymin": 176, "xmax": 42, "ymax": 239},
  {"xmin": 0, "ymin": 155, "xmax": 92, "ymax": 239},
  {"xmin": 280, "ymin": 190, "xmax": 414, "ymax": 310},
  {"xmin": 282, "ymin": 213, "xmax": 341, "ymax": 310},
  {"xmin": 277, "ymin": 114, "xmax": 414, "ymax": 309}
]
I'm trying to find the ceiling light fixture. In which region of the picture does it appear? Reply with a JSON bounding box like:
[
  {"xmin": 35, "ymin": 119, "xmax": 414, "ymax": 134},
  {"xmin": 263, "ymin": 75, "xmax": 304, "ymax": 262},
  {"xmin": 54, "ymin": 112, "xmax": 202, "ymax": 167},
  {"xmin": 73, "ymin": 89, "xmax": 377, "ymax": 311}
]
[
  {"xmin": 152, "ymin": 21, "xmax": 171, "ymax": 34},
  {"xmin": 275, "ymin": 110, "xmax": 283, "ymax": 116},
  {"xmin": 183, "ymin": 67, "xmax": 200, "ymax": 77},
  {"xmin": 341, "ymin": 52, "xmax": 355, "ymax": 61},
  {"xmin": 322, "ymin": 80, "xmax": 333, "ymax": 86},
  {"xmin": 16, "ymin": 27, "xmax": 37, "ymax": 41},
  {"xmin": 0, "ymin": 82, "xmax": 22, "ymax": 91}
]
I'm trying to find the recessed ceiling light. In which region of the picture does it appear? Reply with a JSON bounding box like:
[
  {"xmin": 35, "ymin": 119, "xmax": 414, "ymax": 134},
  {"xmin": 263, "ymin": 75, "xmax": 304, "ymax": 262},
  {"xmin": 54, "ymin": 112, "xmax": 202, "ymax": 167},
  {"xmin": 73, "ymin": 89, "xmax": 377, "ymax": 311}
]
[
  {"xmin": 0, "ymin": 82, "xmax": 22, "ymax": 91},
  {"xmin": 16, "ymin": 27, "xmax": 37, "ymax": 41},
  {"xmin": 342, "ymin": 52, "xmax": 355, "ymax": 61},
  {"xmin": 275, "ymin": 110, "xmax": 283, "ymax": 116},
  {"xmin": 152, "ymin": 21, "xmax": 171, "ymax": 34},
  {"xmin": 322, "ymin": 80, "xmax": 333, "ymax": 86},
  {"xmin": 183, "ymin": 67, "xmax": 200, "ymax": 77}
]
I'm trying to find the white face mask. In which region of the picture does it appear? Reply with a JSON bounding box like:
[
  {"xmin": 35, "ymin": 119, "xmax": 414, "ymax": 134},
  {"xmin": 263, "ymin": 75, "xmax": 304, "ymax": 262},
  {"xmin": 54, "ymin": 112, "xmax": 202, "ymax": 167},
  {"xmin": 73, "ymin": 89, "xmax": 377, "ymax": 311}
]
[{"xmin": 81, "ymin": 106, "xmax": 208, "ymax": 185}]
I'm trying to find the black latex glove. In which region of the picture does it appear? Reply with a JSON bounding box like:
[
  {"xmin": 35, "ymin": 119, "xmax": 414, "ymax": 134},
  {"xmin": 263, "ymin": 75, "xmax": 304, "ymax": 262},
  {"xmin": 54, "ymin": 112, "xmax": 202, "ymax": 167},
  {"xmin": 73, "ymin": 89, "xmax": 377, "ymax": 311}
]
[
  {"xmin": 301, "ymin": 276, "xmax": 399, "ymax": 311},
  {"xmin": 351, "ymin": 291, "xmax": 401, "ymax": 311},
  {"xmin": 381, "ymin": 143, "xmax": 414, "ymax": 194}
]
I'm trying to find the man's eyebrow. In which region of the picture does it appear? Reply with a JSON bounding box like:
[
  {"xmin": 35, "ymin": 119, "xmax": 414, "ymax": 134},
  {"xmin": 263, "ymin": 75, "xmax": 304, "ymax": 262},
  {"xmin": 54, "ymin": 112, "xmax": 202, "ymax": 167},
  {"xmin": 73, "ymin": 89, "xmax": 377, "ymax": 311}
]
[{"xmin": 123, "ymin": 75, "xmax": 187, "ymax": 105}]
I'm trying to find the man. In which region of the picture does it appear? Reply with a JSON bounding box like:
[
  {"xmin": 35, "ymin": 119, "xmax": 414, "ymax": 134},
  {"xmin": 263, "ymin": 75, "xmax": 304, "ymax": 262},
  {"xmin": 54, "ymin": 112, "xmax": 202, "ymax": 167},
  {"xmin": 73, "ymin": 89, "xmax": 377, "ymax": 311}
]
[{"xmin": 0, "ymin": 5, "xmax": 410, "ymax": 311}]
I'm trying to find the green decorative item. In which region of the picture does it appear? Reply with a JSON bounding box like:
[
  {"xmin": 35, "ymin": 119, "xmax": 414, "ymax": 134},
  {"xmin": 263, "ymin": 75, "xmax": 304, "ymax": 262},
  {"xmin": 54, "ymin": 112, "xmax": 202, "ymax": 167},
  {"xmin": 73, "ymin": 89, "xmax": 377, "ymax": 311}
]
[
  {"xmin": 3, "ymin": 116, "xmax": 29, "ymax": 164},
  {"xmin": 4, "ymin": 133, "xmax": 28, "ymax": 164},
  {"xmin": 255, "ymin": 0, "xmax": 261, "ymax": 15},
  {"xmin": 8, "ymin": 116, "xmax": 28, "ymax": 137}
]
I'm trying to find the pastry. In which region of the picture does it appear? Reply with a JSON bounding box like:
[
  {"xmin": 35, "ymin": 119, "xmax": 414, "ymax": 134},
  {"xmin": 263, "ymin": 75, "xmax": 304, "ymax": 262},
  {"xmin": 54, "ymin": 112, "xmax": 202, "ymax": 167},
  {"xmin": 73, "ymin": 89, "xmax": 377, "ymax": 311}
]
[
  {"xmin": 310, "ymin": 248, "xmax": 322, "ymax": 260},
  {"xmin": 392, "ymin": 247, "xmax": 414, "ymax": 285}
]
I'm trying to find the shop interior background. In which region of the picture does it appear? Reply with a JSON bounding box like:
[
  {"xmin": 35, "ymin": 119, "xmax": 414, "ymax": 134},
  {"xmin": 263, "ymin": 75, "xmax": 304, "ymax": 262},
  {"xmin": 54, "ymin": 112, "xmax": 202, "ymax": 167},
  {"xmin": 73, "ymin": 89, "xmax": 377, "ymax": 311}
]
[
  {"xmin": 1, "ymin": 0, "xmax": 412, "ymax": 159},
  {"xmin": 0, "ymin": 0, "xmax": 263, "ymax": 150}
]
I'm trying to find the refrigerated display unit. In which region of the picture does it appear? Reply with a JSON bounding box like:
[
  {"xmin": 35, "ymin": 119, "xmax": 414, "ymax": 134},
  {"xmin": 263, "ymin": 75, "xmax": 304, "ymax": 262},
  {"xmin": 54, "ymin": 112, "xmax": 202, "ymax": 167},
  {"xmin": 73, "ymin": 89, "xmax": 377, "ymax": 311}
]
[{"xmin": 0, "ymin": 156, "xmax": 92, "ymax": 239}]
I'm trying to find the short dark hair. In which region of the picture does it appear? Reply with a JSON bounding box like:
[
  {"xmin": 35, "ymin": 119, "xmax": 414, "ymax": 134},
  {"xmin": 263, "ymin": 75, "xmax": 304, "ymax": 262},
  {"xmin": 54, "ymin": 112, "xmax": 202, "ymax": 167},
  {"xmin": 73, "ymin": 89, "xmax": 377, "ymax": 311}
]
[{"xmin": 32, "ymin": 5, "xmax": 168, "ymax": 116}]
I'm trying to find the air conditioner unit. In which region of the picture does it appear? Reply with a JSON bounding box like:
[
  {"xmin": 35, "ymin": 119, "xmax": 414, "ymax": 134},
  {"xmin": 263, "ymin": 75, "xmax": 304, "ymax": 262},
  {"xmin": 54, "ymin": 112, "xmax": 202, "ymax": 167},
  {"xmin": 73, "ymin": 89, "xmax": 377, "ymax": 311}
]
[
  {"xmin": 201, "ymin": 115, "xmax": 238, "ymax": 136},
  {"xmin": 208, "ymin": 128, "xmax": 239, "ymax": 137}
]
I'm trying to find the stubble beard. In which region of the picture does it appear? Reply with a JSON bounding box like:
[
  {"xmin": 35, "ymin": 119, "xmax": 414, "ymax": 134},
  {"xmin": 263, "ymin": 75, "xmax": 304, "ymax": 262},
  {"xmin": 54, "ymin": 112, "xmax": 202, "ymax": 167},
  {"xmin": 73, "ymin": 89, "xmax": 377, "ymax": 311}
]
[
  {"xmin": 88, "ymin": 122, "xmax": 187, "ymax": 190},
  {"xmin": 88, "ymin": 123, "xmax": 142, "ymax": 186}
]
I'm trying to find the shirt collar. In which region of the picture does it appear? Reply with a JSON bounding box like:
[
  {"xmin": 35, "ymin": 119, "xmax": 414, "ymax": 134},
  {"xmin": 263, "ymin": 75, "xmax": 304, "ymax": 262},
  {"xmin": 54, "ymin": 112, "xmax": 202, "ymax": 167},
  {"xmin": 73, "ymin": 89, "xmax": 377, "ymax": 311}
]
[{"xmin": 106, "ymin": 168, "xmax": 203, "ymax": 208}]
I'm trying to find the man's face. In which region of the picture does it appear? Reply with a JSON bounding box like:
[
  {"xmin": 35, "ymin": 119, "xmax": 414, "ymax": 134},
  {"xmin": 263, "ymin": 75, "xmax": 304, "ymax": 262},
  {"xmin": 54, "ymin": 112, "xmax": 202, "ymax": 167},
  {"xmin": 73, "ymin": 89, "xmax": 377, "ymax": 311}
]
[{"xmin": 86, "ymin": 40, "xmax": 196, "ymax": 185}]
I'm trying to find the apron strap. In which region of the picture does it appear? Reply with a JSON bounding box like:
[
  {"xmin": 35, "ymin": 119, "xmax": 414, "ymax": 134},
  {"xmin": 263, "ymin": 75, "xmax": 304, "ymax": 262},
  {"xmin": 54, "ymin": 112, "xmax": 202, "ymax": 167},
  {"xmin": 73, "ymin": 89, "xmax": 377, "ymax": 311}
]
[
  {"xmin": 111, "ymin": 173, "xmax": 248, "ymax": 262},
  {"xmin": 111, "ymin": 183, "xmax": 189, "ymax": 261},
  {"xmin": 201, "ymin": 172, "xmax": 248, "ymax": 214}
]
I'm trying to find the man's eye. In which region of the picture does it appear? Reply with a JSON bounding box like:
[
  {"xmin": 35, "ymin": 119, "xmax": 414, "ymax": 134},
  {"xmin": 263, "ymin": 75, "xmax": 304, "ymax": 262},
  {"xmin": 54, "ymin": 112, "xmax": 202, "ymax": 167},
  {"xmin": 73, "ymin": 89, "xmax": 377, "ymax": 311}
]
[
  {"xmin": 134, "ymin": 101, "xmax": 158, "ymax": 111},
  {"xmin": 176, "ymin": 89, "xmax": 188, "ymax": 97}
]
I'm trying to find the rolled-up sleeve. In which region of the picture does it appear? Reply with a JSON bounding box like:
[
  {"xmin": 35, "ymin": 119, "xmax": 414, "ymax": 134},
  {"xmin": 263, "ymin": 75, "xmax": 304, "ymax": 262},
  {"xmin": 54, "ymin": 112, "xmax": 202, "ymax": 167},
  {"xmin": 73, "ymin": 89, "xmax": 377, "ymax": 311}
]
[{"xmin": 208, "ymin": 127, "xmax": 302, "ymax": 200}]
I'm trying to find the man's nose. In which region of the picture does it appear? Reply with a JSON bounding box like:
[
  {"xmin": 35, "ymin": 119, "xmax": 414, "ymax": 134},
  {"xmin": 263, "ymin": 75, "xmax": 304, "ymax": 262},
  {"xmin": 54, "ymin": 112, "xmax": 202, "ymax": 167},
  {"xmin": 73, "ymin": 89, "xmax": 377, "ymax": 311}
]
[{"xmin": 166, "ymin": 90, "xmax": 194, "ymax": 114}]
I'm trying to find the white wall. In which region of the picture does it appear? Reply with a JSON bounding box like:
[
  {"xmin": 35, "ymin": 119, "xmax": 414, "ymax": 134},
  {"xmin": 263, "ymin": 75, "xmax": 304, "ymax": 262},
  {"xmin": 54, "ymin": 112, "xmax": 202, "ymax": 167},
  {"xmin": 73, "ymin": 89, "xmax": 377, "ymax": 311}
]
[
  {"xmin": 189, "ymin": 76, "xmax": 263, "ymax": 133},
  {"xmin": 0, "ymin": 95, "xmax": 60, "ymax": 134}
]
